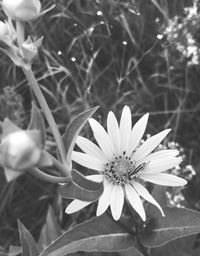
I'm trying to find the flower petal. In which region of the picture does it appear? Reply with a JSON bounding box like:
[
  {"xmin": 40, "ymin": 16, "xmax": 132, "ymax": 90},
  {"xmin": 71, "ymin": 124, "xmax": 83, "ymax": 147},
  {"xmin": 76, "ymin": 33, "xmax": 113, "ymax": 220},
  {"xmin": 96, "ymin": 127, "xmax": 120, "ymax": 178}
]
[
  {"xmin": 126, "ymin": 113, "xmax": 149, "ymax": 156},
  {"xmin": 138, "ymin": 157, "xmax": 182, "ymax": 175},
  {"xmin": 110, "ymin": 185, "xmax": 124, "ymax": 221},
  {"xmin": 89, "ymin": 118, "xmax": 114, "ymax": 159},
  {"xmin": 140, "ymin": 149, "xmax": 179, "ymax": 163},
  {"xmin": 140, "ymin": 173, "xmax": 187, "ymax": 186},
  {"xmin": 72, "ymin": 151, "xmax": 104, "ymax": 172},
  {"xmin": 76, "ymin": 136, "xmax": 108, "ymax": 163},
  {"xmin": 132, "ymin": 129, "xmax": 171, "ymax": 161},
  {"xmin": 132, "ymin": 181, "xmax": 165, "ymax": 216},
  {"xmin": 119, "ymin": 106, "xmax": 132, "ymax": 153},
  {"xmin": 107, "ymin": 111, "xmax": 121, "ymax": 155},
  {"xmin": 125, "ymin": 183, "xmax": 146, "ymax": 221},
  {"xmin": 96, "ymin": 181, "xmax": 113, "ymax": 216},
  {"xmin": 65, "ymin": 199, "xmax": 91, "ymax": 214}
]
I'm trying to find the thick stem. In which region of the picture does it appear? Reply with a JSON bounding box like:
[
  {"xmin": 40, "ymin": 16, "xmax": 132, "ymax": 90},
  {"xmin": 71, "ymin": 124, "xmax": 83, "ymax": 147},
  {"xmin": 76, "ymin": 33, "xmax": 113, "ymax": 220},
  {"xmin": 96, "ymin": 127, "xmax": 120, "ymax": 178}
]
[{"xmin": 31, "ymin": 167, "xmax": 71, "ymax": 183}]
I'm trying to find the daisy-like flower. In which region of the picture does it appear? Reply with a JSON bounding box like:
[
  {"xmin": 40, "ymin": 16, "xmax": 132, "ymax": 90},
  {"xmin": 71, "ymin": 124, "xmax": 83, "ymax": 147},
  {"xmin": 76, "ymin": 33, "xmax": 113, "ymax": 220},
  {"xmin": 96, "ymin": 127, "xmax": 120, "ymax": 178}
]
[{"xmin": 65, "ymin": 106, "xmax": 187, "ymax": 221}]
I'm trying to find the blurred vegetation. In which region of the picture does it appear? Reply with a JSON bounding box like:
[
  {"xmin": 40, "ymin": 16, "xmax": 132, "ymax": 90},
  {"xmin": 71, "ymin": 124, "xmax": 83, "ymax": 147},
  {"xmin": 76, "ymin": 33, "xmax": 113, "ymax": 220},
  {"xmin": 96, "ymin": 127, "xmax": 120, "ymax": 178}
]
[{"xmin": 1, "ymin": 0, "xmax": 200, "ymax": 252}]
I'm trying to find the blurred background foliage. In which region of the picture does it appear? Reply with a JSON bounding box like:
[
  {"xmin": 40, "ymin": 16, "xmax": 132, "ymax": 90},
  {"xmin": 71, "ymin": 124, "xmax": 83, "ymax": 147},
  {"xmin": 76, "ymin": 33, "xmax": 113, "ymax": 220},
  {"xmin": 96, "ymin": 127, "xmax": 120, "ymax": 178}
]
[{"xmin": 1, "ymin": 0, "xmax": 200, "ymax": 252}]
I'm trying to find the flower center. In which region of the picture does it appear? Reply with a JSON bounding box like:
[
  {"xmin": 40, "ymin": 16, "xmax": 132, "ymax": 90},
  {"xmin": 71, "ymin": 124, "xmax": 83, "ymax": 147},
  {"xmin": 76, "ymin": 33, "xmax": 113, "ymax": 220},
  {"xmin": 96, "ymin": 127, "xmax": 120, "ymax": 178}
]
[{"xmin": 104, "ymin": 151, "xmax": 147, "ymax": 185}]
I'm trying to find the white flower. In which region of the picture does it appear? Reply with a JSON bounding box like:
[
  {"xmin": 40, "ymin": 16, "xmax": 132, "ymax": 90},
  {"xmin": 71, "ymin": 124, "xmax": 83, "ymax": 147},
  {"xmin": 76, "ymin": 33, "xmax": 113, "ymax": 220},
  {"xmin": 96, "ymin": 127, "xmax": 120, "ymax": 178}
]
[
  {"xmin": 65, "ymin": 106, "xmax": 187, "ymax": 221},
  {"xmin": 2, "ymin": 0, "xmax": 41, "ymax": 21}
]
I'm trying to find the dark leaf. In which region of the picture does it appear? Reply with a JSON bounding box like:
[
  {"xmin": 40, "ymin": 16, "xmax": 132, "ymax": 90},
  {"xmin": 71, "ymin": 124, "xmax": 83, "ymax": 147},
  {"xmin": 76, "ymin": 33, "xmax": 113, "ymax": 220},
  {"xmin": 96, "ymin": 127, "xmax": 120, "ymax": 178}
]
[
  {"xmin": 38, "ymin": 206, "xmax": 62, "ymax": 250},
  {"xmin": 118, "ymin": 246, "xmax": 143, "ymax": 256},
  {"xmin": 146, "ymin": 185, "xmax": 167, "ymax": 219},
  {"xmin": 141, "ymin": 207, "xmax": 200, "ymax": 248},
  {"xmin": 192, "ymin": 247, "xmax": 200, "ymax": 256},
  {"xmin": 0, "ymin": 246, "xmax": 22, "ymax": 256},
  {"xmin": 59, "ymin": 169, "xmax": 103, "ymax": 201},
  {"xmin": 62, "ymin": 106, "xmax": 99, "ymax": 168},
  {"xmin": 18, "ymin": 220, "xmax": 39, "ymax": 256},
  {"xmin": 39, "ymin": 214, "xmax": 134, "ymax": 256},
  {"xmin": 150, "ymin": 235, "xmax": 195, "ymax": 256}
]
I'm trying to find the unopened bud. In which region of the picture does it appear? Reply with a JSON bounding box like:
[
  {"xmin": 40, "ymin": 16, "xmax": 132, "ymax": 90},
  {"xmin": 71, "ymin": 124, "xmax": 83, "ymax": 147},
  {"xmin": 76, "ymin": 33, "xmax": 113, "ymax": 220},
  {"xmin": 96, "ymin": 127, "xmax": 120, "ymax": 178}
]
[
  {"xmin": 21, "ymin": 36, "xmax": 43, "ymax": 67},
  {"xmin": 2, "ymin": 0, "xmax": 41, "ymax": 21},
  {"xmin": 0, "ymin": 130, "xmax": 42, "ymax": 172}
]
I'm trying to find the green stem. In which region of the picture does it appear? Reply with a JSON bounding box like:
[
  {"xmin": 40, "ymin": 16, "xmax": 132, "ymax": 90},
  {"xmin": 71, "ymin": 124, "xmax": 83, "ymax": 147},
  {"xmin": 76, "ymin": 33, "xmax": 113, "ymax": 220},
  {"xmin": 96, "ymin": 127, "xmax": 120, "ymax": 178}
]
[
  {"xmin": 22, "ymin": 68, "xmax": 68, "ymax": 167},
  {"xmin": 16, "ymin": 21, "xmax": 25, "ymax": 45},
  {"xmin": 31, "ymin": 168, "xmax": 71, "ymax": 183},
  {"xmin": 15, "ymin": 21, "xmax": 68, "ymax": 172}
]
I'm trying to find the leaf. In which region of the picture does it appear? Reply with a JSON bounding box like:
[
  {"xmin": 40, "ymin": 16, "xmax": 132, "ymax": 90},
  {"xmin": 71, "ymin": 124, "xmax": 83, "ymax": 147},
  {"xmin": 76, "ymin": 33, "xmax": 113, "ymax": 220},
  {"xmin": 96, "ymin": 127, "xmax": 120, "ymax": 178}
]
[
  {"xmin": 1, "ymin": 118, "xmax": 21, "ymax": 137},
  {"xmin": 0, "ymin": 45, "xmax": 22, "ymax": 66},
  {"xmin": 28, "ymin": 102, "xmax": 46, "ymax": 146},
  {"xmin": 39, "ymin": 214, "xmax": 135, "ymax": 256},
  {"xmin": 118, "ymin": 246, "xmax": 143, "ymax": 256},
  {"xmin": 141, "ymin": 207, "xmax": 200, "ymax": 248},
  {"xmin": 145, "ymin": 185, "xmax": 167, "ymax": 219},
  {"xmin": 150, "ymin": 235, "xmax": 195, "ymax": 256},
  {"xmin": 38, "ymin": 206, "xmax": 62, "ymax": 250},
  {"xmin": 18, "ymin": 220, "xmax": 39, "ymax": 256},
  {"xmin": 62, "ymin": 106, "xmax": 99, "ymax": 168},
  {"xmin": 59, "ymin": 169, "xmax": 103, "ymax": 201},
  {"xmin": 38, "ymin": 150, "xmax": 53, "ymax": 167},
  {"xmin": 192, "ymin": 247, "xmax": 200, "ymax": 256},
  {"xmin": 0, "ymin": 246, "xmax": 22, "ymax": 256}
]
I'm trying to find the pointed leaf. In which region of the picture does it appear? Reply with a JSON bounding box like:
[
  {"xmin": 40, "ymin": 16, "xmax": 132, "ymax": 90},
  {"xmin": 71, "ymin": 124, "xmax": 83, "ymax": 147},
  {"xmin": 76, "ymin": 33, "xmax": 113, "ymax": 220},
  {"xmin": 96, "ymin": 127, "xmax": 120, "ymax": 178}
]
[
  {"xmin": 28, "ymin": 102, "xmax": 46, "ymax": 145},
  {"xmin": 39, "ymin": 215, "xmax": 134, "ymax": 256},
  {"xmin": 38, "ymin": 151, "xmax": 53, "ymax": 168},
  {"xmin": 0, "ymin": 46, "xmax": 22, "ymax": 66},
  {"xmin": 38, "ymin": 206, "xmax": 62, "ymax": 250},
  {"xmin": 2, "ymin": 118, "xmax": 21, "ymax": 137},
  {"xmin": 141, "ymin": 207, "xmax": 200, "ymax": 248},
  {"xmin": 18, "ymin": 220, "xmax": 39, "ymax": 256},
  {"xmin": 3, "ymin": 167, "xmax": 22, "ymax": 182},
  {"xmin": 62, "ymin": 106, "xmax": 99, "ymax": 167},
  {"xmin": 59, "ymin": 169, "xmax": 103, "ymax": 201}
]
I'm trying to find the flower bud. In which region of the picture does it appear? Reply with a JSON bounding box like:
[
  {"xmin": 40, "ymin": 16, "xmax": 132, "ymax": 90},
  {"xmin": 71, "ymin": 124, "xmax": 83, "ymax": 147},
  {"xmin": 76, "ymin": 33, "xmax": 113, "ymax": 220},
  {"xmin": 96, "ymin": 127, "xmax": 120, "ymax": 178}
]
[
  {"xmin": 0, "ymin": 20, "xmax": 15, "ymax": 45},
  {"xmin": 2, "ymin": 0, "xmax": 41, "ymax": 21},
  {"xmin": 0, "ymin": 130, "xmax": 42, "ymax": 172},
  {"xmin": 21, "ymin": 36, "xmax": 43, "ymax": 68}
]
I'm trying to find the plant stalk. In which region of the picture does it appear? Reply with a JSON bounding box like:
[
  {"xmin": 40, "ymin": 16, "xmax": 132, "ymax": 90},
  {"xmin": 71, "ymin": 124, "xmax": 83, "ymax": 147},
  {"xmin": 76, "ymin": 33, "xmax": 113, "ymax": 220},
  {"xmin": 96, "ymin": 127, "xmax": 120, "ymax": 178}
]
[{"xmin": 16, "ymin": 21, "xmax": 69, "ymax": 174}]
